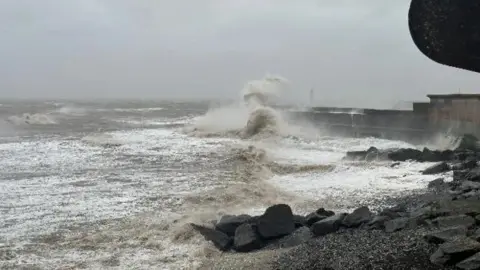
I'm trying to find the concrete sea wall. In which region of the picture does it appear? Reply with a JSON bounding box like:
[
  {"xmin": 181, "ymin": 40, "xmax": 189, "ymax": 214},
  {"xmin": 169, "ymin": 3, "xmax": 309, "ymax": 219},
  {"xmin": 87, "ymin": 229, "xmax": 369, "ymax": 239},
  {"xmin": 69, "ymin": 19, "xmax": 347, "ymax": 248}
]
[{"xmin": 286, "ymin": 107, "xmax": 432, "ymax": 144}]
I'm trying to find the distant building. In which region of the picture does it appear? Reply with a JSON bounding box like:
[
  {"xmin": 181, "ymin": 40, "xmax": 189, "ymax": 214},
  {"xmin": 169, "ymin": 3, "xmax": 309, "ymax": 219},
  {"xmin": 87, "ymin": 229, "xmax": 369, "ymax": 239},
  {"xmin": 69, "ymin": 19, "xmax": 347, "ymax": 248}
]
[
  {"xmin": 412, "ymin": 102, "xmax": 430, "ymax": 115},
  {"xmin": 427, "ymin": 94, "xmax": 480, "ymax": 135}
]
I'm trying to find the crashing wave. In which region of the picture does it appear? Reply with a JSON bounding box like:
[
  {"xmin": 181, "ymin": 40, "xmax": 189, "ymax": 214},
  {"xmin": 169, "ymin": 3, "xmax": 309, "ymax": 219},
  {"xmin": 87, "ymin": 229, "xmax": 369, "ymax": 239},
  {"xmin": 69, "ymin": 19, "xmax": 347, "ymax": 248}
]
[
  {"xmin": 81, "ymin": 133, "xmax": 122, "ymax": 147},
  {"xmin": 184, "ymin": 75, "xmax": 289, "ymax": 139},
  {"xmin": 240, "ymin": 107, "xmax": 279, "ymax": 139},
  {"xmin": 7, "ymin": 113, "xmax": 56, "ymax": 125}
]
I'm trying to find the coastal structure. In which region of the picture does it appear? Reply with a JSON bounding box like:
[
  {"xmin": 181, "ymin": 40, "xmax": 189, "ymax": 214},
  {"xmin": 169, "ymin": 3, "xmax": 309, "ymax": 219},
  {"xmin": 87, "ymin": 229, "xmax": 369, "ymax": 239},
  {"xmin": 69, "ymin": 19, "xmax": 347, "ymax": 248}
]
[
  {"xmin": 290, "ymin": 93, "xmax": 480, "ymax": 142},
  {"xmin": 427, "ymin": 94, "xmax": 480, "ymax": 136}
]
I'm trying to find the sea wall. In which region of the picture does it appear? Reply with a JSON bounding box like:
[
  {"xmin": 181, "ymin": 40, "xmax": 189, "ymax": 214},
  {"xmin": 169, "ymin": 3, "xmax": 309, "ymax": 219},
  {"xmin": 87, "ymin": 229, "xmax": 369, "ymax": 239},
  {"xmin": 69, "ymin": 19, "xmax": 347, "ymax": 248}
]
[{"xmin": 286, "ymin": 107, "xmax": 432, "ymax": 144}]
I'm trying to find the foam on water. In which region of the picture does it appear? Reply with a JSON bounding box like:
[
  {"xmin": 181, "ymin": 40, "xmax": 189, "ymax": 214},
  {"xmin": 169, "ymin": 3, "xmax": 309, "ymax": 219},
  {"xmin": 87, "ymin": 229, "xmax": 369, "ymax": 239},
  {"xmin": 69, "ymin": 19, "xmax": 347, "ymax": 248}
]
[
  {"xmin": 54, "ymin": 105, "xmax": 88, "ymax": 116},
  {"xmin": 97, "ymin": 107, "xmax": 166, "ymax": 112},
  {"xmin": 7, "ymin": 113, "xmax": 56, "ymax": 125},
  {"xmin": 113, "ymin": 117, "xmax": 193, "ymax": 128},
  {"xmin": 0, "ymin": 76, "xmax": 456, "ymax": 269}
]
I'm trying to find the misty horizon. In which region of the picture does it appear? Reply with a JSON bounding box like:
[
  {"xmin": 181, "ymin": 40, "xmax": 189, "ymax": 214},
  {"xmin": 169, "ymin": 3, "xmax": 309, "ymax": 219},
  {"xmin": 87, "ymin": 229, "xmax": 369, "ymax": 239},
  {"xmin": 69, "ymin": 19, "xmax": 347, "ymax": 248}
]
[{"xmin": 1, "ymin": 0, "xmax": 480, "ymax": 109}]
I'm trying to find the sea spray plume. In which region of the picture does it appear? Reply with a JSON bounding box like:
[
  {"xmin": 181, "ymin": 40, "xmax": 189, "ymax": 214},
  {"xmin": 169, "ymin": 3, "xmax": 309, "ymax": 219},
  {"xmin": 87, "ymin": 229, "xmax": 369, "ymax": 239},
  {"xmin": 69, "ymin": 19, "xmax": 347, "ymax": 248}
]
[
  {"xmin": 241, "ymin": 75, "xmax": 289, "ymax": 110},
  {"xmin": 184, "ymin": 75, "xmax": 290, "ymax": 138}
]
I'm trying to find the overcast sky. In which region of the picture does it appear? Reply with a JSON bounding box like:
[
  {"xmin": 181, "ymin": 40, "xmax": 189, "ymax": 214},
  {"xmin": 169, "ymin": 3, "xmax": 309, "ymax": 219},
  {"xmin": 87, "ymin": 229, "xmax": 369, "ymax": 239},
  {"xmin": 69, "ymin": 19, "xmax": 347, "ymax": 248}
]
[{"xmin": 1, "ymin": 0, "xmax": 480, "ymax": 108}]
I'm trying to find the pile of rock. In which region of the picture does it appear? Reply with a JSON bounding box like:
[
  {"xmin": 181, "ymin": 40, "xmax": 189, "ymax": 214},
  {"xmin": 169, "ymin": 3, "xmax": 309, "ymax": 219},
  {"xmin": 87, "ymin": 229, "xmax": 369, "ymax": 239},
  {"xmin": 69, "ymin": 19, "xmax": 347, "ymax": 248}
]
[
  {"xmin": 420, "ymin": 199, "xmax": 480, "ymax": 269},
  {"xmin": 190, "ymin": 134, "xmax": 480, "ymax": 269},
  {"xmin": 191, "ymin": 204, "xmax": 377, "ymax": 253},
  {"xmin": 191, "ymin": 202, "xmax": 429, "ymax": 253},
  {"xmin": 345, "ymin": 134, "xmax": 480, "ymax": 164},
  {"xmin": 345, "ymin": 134, "xmax": 480, "ymax": 178},
  {"xmin": 193, "ymin": 199, "xmax": 480, "ymax": 269}
]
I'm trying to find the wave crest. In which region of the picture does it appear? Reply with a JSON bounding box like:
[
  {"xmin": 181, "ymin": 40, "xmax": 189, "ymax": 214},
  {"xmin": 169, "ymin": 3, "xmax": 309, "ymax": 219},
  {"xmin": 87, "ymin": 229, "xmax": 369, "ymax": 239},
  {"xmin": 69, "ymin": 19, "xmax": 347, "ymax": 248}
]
[
  {"xmin": 184, "ymin": 75, "xmax": 290, "ymax": 139},
  {"xmin": 7, "ymin": 113, "xmax": 56, "ymax": 125}
]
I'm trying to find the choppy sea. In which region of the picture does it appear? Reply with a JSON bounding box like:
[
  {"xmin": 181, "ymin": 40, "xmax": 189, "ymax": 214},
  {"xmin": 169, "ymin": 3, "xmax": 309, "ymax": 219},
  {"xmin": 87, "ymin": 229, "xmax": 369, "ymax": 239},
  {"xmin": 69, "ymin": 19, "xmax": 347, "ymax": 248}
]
[{"xmin": 0, "ymin": 79, "xmax": 454, "ymax": 269}]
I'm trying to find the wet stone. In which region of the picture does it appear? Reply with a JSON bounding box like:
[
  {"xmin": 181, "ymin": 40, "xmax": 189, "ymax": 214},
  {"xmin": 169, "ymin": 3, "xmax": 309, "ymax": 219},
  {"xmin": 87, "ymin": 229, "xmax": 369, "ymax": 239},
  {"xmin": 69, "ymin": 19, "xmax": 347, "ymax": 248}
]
[
  {"xmin": 423, "ymin": 162, "xmax": 450, "ymax": 175},
  {"xmin": 432, "ymin": 215, "xmax": 476, "ymax": 229},
  {"xmin": 342, "ymin": 206, "xmax": 373, "ymax": 228},
  {"xmin": 424, "ymin": 226, "xmax": 468, "ymax": 244},
  {"xmin": 234, "ymin": 223, "xmax": 263, "ymax": 252},
  {"xmin": 433, "ymin": 237, "xmax": 480, "ymax": 266},
  {"xmin": 384, "ymin": 217, "xmax": 409, "ymax": 233},
  {"xmin": 456, "ymin": 252, "xmax": 480, "ymax": 270},
  {"xmin": 276, "ymin": 226, "xmax": 313, "ymax": 249},
  {"xmin": 428, "ymin": 178, "xmax": 446, "ymax": 189},
  {"xmin": 190, "ymin": 223, "xmax": 232, "ymax": 251},
  {"xmin": 366, "ymin": 215, "xmax": 390, "ymax": 230},
  {"xmin": 311, "ymin": 214, "xmax": 346, "ymax": 237},
  {"xmin": 215, "ymin": 214, "xmax": 252, "ymax": 236},
  {"xmin": 257, "ymin": 204, "xmax": 295, "ymax": 240},
  {"xmin": 470, "ymin": 228, "xmax": 480, "ymax": 241}
]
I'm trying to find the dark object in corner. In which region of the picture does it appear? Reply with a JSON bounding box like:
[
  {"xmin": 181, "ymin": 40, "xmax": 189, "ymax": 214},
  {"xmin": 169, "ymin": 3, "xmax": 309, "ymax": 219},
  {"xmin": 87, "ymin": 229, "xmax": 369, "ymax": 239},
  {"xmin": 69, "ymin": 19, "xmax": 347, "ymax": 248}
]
[{"xmin": 409, "ymin": 0, "xmax": 480, "ymax": 73}]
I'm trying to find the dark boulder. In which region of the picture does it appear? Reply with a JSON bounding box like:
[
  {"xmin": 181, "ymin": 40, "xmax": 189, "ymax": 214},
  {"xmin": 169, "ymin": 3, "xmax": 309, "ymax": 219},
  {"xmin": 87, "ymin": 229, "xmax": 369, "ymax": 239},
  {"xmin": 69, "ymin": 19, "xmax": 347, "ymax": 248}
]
[
  {"xmin": 466, "ymin": 168, "xmax": 480, "ymax": 182},
  {"xmin": 345, "ymin": 147, "xmax": 379, "ymax": 161},
  {"xmin": 470, "ymin": 228, "xmax": 480, "ymax": 241},
  {"xmin": 424, "ymin": 226, "xmax": 468, "ymax": 244},
  {"xmin": 257, "ymin": 204, "xmax": 295, "ymax": 240},
  {"xmin": 456, "ymin": 252, "xmax": 480, "ymax": 270},
  {"xmin": 345, "ymin": 150, "xmax": 368, "ymax": 160},
  {"xmin": 305, "ymin": 213, "xmax": 328, "ymax": 227},
  {"xmin": 390, "ymin": 162, "xmax": 401, "ymax": 168},
  {"xmin": 215, "ymin": 214, "xmax": 252, "ymax": 236},
  {"xmin": 459, "ymin": 181, "xmax": 480, "ymax": 192},
  {"xmin": 409, "ymin": 205, "xmax": 442, "ymax": 221},
  {"xmin": 463, "ymin": 191, "xmax": 480, "ymax": 200},
  {"xmin": 190, "ymin": 223, "xmax": 233, "ymax": 251},
  {"xmin": 454, "ymin": 170, "xmax": 471, "ymax": 182},
  {"xmin": 428, "ymin": 178, "xmax": 446, "ymax": 189},
  {"xmin": 310, "ymin": 213, "xmax": 346, "ymax": 237},
  {"xmin": 379, "ymin": 204, "xmax": 407, "ymax": 219},
  {"xmin": 384, "ymin": 217, "xmax": 410, "ymax": 233},
  {"xmin": 315, "ymin": 208, "xmax": 335, "ymax": 217},
  {"xmin": 451, "ymin": 159, "xmax": 478, "ymax": 171},
  {"xmin": 454, "ymin": 150, "xmax": 475, "ymax": 162},
  {"xmin": 430, "ymin": 237, "xmax": 480, "ymax": 266},
  {"xmin": 462, "ymin": 159, "xmax": 478, "ymax": 170},
  {"xmin": 342, "ymin": 206, "xmax": 373, "ymax": 228},
  {"xmin": 422, "ymin": 148, "xmax": 454, "ymax": 162},
  {"xmin": 233, "ymin": 223, "xmax": 263, "ymax": 252},
  {"xmin": 293, "ymin": 215, "xmax": 307, "ymax": 228},
  {"xmin": 433, "ymin": 199, "xmax": 480, "ymax": 217},
  {"xmin": 455, "ymin": 134, "xmax": 479, "ymax": 151},
  {"xmin": 387, "ymin": 148, "xmax": 422, "ymax": 161},
  {"xmin": 432, "ymin": 215, "xmax": 476, "ymax": 229},
  {"xmin": 430, "ymin": 248, "xmax": 450, "ymax": 266},
  {"xmin": 274, "ymin": 226, "xmax": 313, "ymax": 249},
  {"xmin": 422, "ymin": 148, "xmax": 442, "ymax": 162},
  {"xmin": 366, "ymin": 215, "xmax": 390, "ymax": 230},
  {"xmin": 475, "ymin": 215, "xmax": 480, "ymax": 224},
  {"xmin": 305, "ymin": 208, "xmax": 335, "ymax": 226},
  {"xmin": 422, "ymin": 162, "xmax": 450, "ymax": 175},
  {"xmin": 365, "ymin": 147, "xmax": 383, "ymax": 161}
]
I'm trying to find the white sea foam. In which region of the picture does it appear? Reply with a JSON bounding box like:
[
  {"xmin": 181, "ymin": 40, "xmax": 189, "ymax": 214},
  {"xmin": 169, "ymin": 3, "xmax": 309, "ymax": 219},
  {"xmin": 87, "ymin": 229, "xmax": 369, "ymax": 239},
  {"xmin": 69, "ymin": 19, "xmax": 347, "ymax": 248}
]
[
  {"xmin": 7, "ymin": 113, "xmax": 56, "ymax": 125},
  {"xmin": 0, "ymin": 76, "xmax": 451, "ymax": 269},
  {"xmin": 54, "ymin": 105, "xmax": 87, "ymax": 116},
  {"xmin": 97, "ymin": 107, "xmax": 166, "ymax": 112}
]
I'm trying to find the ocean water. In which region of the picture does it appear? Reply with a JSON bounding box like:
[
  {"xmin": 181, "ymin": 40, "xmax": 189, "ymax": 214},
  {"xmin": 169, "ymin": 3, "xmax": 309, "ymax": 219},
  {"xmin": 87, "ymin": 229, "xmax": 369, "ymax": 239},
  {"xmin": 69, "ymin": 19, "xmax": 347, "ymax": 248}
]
[{"xmin": 0, "ymin": 77, "xmax": 453, "ymax": 269}]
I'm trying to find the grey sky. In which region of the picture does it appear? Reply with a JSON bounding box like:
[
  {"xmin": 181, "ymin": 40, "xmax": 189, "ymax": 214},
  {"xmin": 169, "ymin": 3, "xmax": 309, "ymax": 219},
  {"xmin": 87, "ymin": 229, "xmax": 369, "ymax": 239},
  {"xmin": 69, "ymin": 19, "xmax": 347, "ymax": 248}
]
[{"xmin": 1, "ymin": 0, "xmax": 479, "ymax": 108}]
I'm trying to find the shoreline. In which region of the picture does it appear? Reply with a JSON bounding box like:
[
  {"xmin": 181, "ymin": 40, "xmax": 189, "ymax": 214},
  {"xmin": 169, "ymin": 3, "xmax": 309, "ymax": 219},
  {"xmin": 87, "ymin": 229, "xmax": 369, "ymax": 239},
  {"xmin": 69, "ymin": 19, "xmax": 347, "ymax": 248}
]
[{"xmin": 193, "ymin": 135, "xmax": 480, "ymax": 270}]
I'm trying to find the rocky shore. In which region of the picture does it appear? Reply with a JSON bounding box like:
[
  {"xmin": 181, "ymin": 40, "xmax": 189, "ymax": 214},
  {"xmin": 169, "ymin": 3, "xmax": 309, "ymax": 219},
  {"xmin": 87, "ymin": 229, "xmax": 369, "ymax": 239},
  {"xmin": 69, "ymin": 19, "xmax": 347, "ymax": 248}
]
[{"xmin": 192, "ymin": 135, "xmax": 480, "ymax": 269}]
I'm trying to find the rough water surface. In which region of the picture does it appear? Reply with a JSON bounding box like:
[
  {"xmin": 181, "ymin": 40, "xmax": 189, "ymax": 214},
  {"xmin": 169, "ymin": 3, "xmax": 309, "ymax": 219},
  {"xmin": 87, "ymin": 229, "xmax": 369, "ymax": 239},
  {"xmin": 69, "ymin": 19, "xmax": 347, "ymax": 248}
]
[{"xmin": 0, "ymin": 77, "xmax": 455, "ymax": 269}]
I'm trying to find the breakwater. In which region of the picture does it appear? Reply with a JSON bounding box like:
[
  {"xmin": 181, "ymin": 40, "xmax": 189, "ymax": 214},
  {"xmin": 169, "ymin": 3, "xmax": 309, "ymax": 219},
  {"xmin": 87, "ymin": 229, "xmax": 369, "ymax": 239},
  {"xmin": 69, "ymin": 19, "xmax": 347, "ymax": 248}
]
[{"xmin": 286, "ymin": 106, "xmax": 431, "ymax": 144}]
